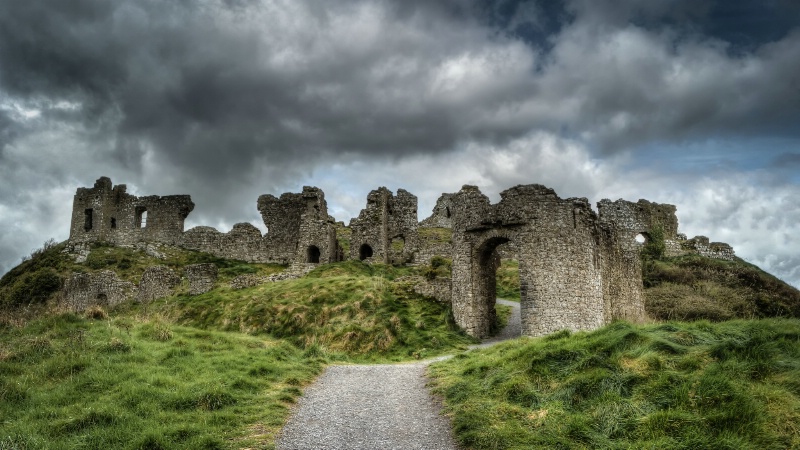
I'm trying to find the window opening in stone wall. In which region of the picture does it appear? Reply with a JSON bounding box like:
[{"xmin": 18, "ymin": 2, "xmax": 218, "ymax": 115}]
[
  {"xmin": 96, "ymin": 293, "xmax": 108, "ymax": 305},
  {"xmin": 445, "ymin": 206, "xmax": 451, "ymax": 218},
  {"xmin": 478, "ymin": 237, "xmax": 521, "ymax": 338},
  {"xmin": 307, "ymin": 245, "xmax": 321, "ymax": 264},
  {"xmin": 135, "ymin": 207, "xmax": 148, "ymax": 228},
  {"xmin": 84, "ymin": 209, "xmax": 93, "ymax": 232},
  {"xmin": 359, "ymin": 244, "xmax": 373, "ymax": 261},
  {"xmin": 635, "ymin": 233, "xmax": 647, "ymax": 244},
  {"xmin": 110, "ymin": 217, "xmax": 117, "ymax": 229}
]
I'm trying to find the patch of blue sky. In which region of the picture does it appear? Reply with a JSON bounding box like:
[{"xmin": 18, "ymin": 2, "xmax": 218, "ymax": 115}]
[{"xmin": 627, "ymin": 137, "xmax": 800, "ymax": 183}]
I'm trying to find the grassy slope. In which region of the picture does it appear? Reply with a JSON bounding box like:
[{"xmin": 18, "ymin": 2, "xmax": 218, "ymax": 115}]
[
  {"xmin": 0, "ymin": 241, "xmax": 285, "ymax": 312},
  {"xmin": 148, "ymin": 261, "xmax": 474, "ymax": 361},
  {"xmin": 644, "ymin": 255, "xmax": 800, "ymax": 321},
  {"xmin": 0, "ymin": 243, "xmax": 477, "ymax": 448},
  {"xmin": 432, "ymin": 254, "xmax": 800, "ymax": 448},
  {"xmin": 0, "ymin": 312, "xmax": 322, "ymax": 449},
  {"xmin": 430, "ymin": 319, "xmax": 800, "ymax": 449}
]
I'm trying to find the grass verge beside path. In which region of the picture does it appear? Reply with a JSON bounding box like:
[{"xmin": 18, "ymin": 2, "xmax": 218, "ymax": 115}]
[
  {"xmin": 429, "ymin": 318, "xmax": 800, "ymax": 449},
  {"xmin": 0, "ymin": 313, "xmax": 322, "ymax": 449}
]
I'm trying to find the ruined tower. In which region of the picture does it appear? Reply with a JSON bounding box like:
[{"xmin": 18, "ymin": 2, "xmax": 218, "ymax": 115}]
[
  {"xmin": 349, "ymin": 187, "xmax": 419, "ymax": 264},
  {"xmin": 69, "ymin": 177, "xmax": 194, "ymax": 246}
]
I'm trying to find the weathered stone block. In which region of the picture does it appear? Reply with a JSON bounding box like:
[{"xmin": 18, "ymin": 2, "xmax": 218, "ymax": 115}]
[{"xmin": 186, "ymin": 263, "xmax": 218, "ymax": 295}]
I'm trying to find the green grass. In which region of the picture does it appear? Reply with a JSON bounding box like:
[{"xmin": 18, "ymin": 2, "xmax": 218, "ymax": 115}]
[
  {"xmin": 335, "ymin": 223, "xmax": 351, "ymax": 256},
  {"xmin": 0, "ymin": 255, "xmax": 477, "ymax": 448},
  {"xmin": 146, "ymin": 260, "xmax": 474, "ymax": 361},
  {"xmin": 496, "ymin": 259, "xmax": 520, "ymax": 301},
  {"xmin": 418, "ymin": 227, "xmax": 452, "ymax": 243},
  {"xmin": 0, "ymin": 311, "xmax": 322, "ymax": 449},
  {"xmin": 429, "ymin": 319, "xmax": 800, "ymax": 449}
]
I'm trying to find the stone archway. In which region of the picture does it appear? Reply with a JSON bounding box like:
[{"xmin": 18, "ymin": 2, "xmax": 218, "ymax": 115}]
[{"xmin": 474, "ymin": 235, "xmax": 511, "ymax": 335}]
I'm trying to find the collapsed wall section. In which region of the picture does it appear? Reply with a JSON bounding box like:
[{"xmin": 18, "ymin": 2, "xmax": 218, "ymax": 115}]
[
  {"xmin": 420, "ymin": 193, "xmax": 455, "ymax": 228},
  {"xmin": 596, "ymin": 199, "xmax": 680, "ymax": 323},
  {"xmin": 349, "ymin": 187, "xmax": 418, "ymax": 264},
  {"xmin": 64, "ymin": 270, "xmax": 137, "ymax": 311}
]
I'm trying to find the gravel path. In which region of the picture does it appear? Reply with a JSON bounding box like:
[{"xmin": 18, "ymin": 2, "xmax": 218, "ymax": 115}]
[
  {"xmin": 276, "ymin": 363, "xmax": 457, "ymax": 450},
  {"xmin": 276, "ymin": 300, "xmax": 522, "ymax": 450},
  {"xmin": 472, "ymin": 298, "xmax": 521, "ymax": 348}
]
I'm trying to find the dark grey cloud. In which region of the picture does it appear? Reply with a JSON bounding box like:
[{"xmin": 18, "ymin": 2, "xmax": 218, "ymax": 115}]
[
  {"xmin": 1, "ymin": 0, "xmax": 799, "ymax": 173},
  {"xmin": 0, "ymin": 0, "xmax": 799, "ymax": 286}
]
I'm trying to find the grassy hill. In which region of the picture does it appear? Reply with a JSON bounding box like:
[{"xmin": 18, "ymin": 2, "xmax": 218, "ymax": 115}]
[
  {"xmin": 0, "ymin": 314, "xmax": 321, "ymax": 449},
  {"xmin": 430, "ymin": 319, "xmax": 800, "ymax": 449},
  {"xmin": 0, "ymin": 241, "xmax": 475, "ymax": 448},
  {"xmin": 2, "ymin": 239, "xmax": 800, "ymax": 448}
]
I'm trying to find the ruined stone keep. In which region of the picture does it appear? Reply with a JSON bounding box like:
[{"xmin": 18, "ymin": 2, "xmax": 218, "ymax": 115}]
[
  {"xmin": 66, "ymin": 177, "xmax": 736, "ymax": 338},
  {"xmin": 348, "ymin": 187, "xmax": 419, "ymax": 264}
]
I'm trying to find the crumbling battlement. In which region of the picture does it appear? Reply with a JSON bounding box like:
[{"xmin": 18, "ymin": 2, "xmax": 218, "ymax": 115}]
[
  {"xmin": 597, "ymin": 198, "xmax": 680, "ymax": 246},
  {"xmin": 666, "ymin": 235, "xmax": 736, "ymax": 261},
  {"xmin": 420, "ymin": 193, "xmax": 455, "ymax": 228},
  {"xmin": 348, "ymin": 187, "xmax": 418, "ymax": 264}
]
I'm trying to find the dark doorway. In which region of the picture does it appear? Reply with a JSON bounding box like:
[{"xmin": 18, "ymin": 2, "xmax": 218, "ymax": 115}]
[
  {"xmin": 359, "ymin": 244, "xmax": 373, "ymax": 261},
  {"xmin": 307, "ymin": 245, "xmax": 321, "ymax": 263}
]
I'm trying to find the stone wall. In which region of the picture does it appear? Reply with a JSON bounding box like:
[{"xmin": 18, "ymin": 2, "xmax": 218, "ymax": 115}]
[
  {"xmin": 665, "ymin": 235, "xmax": 736, "ymax": 260},
  {"xmin": 180, "ymin": 224, "xmax": 276, "ymax": 263},
  {"xmin": 69, "ymin": 178, "xmax": 341, "ymax": 266},
  {"xmin": 63, "ymin": 270, "xmax": 137, "ymax": 311},
  {"xmin": 185, "ymin": 263, "xmax": 218, "ymax": 295},
  {"xmin": 349, "ymin": 187, "xmax": 419, "ymax": 264},
  {"xmin": 137, "ymin": 265, "xmax": 180, "ymax": 303}
]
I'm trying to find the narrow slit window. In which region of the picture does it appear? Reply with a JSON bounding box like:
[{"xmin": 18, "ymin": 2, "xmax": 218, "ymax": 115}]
[
  {"xmin": 84, "ymin": 209, "xmax": 93, "ymax": 232},
  {"xmin": 135, "ymin": 207, "xmax": 148, "ymax": 228}
]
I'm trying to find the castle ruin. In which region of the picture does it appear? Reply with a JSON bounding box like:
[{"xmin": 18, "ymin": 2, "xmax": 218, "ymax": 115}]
[{"xmin": 66, "ymin": 177, "xmax": 736, "ymax": 338}]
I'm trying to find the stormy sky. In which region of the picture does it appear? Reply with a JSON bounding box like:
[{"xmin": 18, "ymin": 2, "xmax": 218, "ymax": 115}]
[{"xmin": 1, "ymin": 0, "xmax": 799, "ymax": 286}]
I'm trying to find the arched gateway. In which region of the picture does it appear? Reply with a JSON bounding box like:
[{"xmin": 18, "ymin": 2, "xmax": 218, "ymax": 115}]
[{"xmin": 450, "ymin": 184, "xmax": 647, "ymax": 338}]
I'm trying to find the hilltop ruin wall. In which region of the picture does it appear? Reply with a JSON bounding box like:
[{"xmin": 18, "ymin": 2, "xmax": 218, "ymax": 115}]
[{"xmin": 65, "ymin": 176, "xmax": 737, "ymax": 338}]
